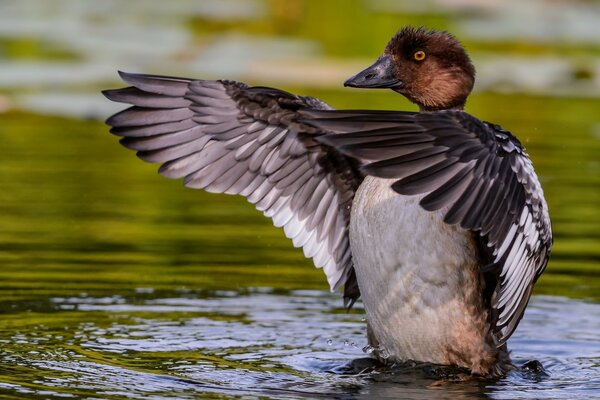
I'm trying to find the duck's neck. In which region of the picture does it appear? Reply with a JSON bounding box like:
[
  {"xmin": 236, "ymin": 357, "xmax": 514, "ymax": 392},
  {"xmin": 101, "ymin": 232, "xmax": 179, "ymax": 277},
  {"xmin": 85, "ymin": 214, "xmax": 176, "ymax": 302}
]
[{"xmin": 418, "ymin": 103, "xmax": 465, "ymax": 113}]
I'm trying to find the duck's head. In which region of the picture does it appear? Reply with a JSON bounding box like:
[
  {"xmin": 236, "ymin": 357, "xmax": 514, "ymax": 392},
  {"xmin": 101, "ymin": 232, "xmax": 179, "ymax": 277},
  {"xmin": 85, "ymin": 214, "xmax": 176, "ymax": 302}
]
[{"xmin": 344, "ymin": 27, "xmax": 475, "ymax": 112}]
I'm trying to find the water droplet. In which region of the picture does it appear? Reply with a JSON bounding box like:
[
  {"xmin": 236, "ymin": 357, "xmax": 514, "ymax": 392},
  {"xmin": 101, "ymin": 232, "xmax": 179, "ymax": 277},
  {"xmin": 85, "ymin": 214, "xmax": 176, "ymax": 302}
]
[
  {"xmin": 378, "ymin": 347, "xmax": 390, "ymax": 359},
  {"xmin": 343, "ymin": 340, "xmax": 349, "ymax": 346},
  {"xmin": 327, "ymin": 339, "xmax": 333, "ymax": 346},
  {"xmin": 362, "ymin": 345, "xmax": 374, "ymax": 354},
  {"xmin": 351, "ymin": 342, "xmax": 357, "ymax": 348}
]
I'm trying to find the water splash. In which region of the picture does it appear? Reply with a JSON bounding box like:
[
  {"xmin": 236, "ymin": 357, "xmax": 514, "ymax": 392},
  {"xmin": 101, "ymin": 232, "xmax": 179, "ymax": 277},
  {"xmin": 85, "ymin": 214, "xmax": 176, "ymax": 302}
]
[{"xmin": 362, "ymin": 344, "xmax": 390, "ymax": 360}]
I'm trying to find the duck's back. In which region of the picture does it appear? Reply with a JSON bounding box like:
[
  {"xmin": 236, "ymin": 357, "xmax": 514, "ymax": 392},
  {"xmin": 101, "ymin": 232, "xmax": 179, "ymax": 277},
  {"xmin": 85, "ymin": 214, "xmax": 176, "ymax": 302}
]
[{"xmin": 350, "ymin": 176, "xmax": 505, "ymax": 374}]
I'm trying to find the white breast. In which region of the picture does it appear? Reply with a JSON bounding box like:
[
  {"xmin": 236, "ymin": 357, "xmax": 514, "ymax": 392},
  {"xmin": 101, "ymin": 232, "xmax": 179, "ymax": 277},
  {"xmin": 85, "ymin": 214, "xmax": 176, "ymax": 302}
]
[{"xmin": 350, "ymin": 176, "xmax": 490, "ymax": 367}]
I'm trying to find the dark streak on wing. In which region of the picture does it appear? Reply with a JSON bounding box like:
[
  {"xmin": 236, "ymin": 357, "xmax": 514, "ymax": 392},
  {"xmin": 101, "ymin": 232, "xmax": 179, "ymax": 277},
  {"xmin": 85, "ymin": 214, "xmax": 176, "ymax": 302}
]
[
  {"xmin": 103, "ymin": 72, "xmax": 364, "ymax": 307},
  {"xmin": 305, "ymin": 109, "xmax": 553, "ymax": 345}
]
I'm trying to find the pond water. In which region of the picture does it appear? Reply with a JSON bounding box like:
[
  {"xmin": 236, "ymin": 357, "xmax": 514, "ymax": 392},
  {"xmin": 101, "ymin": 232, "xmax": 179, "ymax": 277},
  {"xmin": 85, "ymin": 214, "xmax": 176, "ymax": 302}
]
[
  {"xmin": 1, "ymin": 0, "xmax": 599, "ymax": 399},
  {"xmin": 0, "ymin": 291, "xmax": 599, "ymax": 400}
]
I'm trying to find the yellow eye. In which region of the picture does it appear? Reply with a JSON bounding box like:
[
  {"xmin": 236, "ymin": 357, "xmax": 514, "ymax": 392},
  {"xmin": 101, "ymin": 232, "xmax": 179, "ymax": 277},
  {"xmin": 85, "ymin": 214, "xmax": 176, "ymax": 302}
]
[{"xmin": 414, "ymin": 50, "xmax": 426, "ymax": 61}]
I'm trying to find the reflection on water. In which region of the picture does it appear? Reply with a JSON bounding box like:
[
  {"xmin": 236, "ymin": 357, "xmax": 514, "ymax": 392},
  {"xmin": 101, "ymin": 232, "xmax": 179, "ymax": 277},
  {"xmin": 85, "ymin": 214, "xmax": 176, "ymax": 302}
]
[
  {"xmin": 1, "ymin": 291, "xmax": 599, "ymax": 399},
  {"xmin": 0, "ymin": 0, "xmax": 599, "ymax": 399}
]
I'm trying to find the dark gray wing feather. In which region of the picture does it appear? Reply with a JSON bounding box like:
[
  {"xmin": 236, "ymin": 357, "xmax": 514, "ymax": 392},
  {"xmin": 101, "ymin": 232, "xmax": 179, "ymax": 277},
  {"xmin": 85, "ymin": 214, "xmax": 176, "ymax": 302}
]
[
  {"xmin": 103, "ymin": 72, "xmax": 363, "ymax": 305},
  {"xmin": 306, "ymin": 109, "xmax": 552, "ymax": 345}
]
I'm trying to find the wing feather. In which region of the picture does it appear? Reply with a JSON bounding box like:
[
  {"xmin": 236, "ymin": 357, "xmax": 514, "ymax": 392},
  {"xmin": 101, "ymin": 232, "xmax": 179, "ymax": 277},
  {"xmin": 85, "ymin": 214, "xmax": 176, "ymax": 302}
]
[
  {"xmin": 104, "ymin": 72, "xmax": 364, "ymax": 299},
  {"xmin": 307, "ymin": 109, "xmax": 552, "ymax": 344}
]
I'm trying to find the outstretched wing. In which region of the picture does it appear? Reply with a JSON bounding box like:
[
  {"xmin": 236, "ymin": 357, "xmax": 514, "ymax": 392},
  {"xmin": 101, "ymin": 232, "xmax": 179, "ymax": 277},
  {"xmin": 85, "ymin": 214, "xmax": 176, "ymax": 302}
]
[
  {"xmin": 103, "ymin": 72, "xmax": 363, "ymax": 305},
  {"xmin": 306, "ymin": 109, "xmax": 552, "ymax": 344}
]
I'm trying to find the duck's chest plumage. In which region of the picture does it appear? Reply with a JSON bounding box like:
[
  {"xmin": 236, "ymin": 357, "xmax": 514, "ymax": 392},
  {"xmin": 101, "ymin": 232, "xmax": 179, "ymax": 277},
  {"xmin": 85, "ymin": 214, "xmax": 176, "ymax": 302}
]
[{"xmin": 349, "ymin": 176, "xmax": 497, "ymax": 372}]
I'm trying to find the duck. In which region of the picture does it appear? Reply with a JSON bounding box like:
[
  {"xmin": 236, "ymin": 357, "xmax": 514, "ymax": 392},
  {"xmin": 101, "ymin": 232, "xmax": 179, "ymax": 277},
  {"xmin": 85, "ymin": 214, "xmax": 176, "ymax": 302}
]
[{"xmin": 103, "ymin": 26, "xmax": 552, "ymax": 377}]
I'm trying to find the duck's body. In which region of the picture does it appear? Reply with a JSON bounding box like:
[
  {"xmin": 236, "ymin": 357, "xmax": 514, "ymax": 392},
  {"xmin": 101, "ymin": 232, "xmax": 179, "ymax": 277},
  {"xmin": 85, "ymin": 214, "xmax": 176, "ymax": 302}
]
[
  {"xmin": 103, "ymin": 27, "xmax": 552, "ymax": 377},
  {"xmin": 351, "ymin": 178, "xmax": 502, "ymax": 374}
]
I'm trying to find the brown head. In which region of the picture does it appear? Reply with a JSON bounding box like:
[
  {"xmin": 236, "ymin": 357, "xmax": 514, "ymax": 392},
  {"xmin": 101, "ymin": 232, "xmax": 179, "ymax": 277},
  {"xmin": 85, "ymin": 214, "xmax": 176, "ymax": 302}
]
[{"xmin": 344, "ymin": 27, "xmax": 475, "ymax": 112}]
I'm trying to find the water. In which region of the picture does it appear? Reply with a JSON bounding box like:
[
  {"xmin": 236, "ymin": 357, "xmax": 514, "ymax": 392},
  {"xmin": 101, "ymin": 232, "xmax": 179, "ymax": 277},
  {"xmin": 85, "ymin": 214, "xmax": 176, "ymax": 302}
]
[
  {"xmin": 0, "ymin": 291, "xmax": 598, "ymax": 399},
  {"xmin": 1, "ymin": 1, "xmax": 599, "ymax": 399}
]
